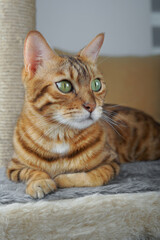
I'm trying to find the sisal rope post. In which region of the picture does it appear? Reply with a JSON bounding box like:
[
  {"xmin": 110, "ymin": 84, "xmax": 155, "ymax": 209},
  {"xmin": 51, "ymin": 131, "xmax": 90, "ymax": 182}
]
[{"xmin": 0, "ymin": 0, "xmax": 35, "ymax": 167}]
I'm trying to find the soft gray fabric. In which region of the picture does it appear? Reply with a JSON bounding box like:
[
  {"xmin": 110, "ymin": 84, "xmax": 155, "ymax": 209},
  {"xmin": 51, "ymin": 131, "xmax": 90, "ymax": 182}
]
[{"xmin": 0, "ymin": 160, "xmax": 160, "ymax": 204}]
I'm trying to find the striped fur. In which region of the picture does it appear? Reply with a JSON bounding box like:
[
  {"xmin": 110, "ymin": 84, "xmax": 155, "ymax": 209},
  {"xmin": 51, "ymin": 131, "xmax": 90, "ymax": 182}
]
[{"xmin": 7, "ymin": 31, "xmax": 160, "ymax": 198}]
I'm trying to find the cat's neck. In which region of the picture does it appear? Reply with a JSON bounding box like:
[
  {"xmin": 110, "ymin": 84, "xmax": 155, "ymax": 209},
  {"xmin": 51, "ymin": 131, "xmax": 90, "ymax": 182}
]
[
  {"xmin": 19, "ymin": 101, "xmax": 103, "ymax": 157},
  {"xmin": 22, "ymin": 101, "xmax": 83, "ymax": 141}
]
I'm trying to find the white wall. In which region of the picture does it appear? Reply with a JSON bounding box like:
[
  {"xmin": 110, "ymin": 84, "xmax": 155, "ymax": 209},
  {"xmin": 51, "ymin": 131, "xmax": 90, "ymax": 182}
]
[{"xmin": 36, "ymin": 0, "xmax": 152, "ymax": 56}]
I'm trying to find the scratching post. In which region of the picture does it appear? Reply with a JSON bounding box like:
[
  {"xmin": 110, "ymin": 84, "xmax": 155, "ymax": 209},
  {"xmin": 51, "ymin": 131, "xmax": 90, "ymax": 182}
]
[{"xmin": 0, "ymin": 0, "xmax": 35, "ymax": 167}]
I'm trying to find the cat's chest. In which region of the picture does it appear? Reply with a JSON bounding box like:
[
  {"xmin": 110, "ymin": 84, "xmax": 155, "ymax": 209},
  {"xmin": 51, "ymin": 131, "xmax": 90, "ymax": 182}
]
[
  {"xmin": 51, "ymin": 141, "xmax": 70, "ymax": 155},
  {"xmin": 50, "ymin": 129, "xmax": 75, "ymax": 155}
]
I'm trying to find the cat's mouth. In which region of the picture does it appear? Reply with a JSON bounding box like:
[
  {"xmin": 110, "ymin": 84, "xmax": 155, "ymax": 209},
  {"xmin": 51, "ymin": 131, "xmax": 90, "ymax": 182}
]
[
  {"xmin": 53, "ymin": 108, "xmax": 102, "ymax": 130},
  {"xmin": 87, "ymin": 115, "xmax": 93, "ymax": 120}
]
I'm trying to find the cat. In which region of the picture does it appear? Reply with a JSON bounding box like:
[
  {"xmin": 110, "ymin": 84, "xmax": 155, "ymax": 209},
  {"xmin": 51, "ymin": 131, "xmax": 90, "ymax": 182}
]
[{"xmin": 6, "ymin": 31, "xmax": 160, "ymax": 199}]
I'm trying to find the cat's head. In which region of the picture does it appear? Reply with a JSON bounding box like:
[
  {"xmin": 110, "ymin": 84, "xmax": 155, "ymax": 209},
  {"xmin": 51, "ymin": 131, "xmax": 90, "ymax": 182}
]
[{"xmin": 22, "ymin": 31, "xmax": 106, "ymax": 130}]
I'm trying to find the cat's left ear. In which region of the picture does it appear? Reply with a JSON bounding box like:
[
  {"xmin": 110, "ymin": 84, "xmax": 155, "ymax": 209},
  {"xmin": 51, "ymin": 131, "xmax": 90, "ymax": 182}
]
[{"xmin": 78, "ymin": 33, "xmax": 104, "ymax": 62}]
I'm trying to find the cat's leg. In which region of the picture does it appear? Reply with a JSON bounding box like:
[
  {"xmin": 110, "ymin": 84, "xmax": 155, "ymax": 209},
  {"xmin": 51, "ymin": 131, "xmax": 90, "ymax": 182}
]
[
  {"xmin": 7, "ymin": 158, "xmax": 56, "ymax": 199},
  {"xmin": 54, "ymin": 159, "xmax": 120, "ymax": 188}
]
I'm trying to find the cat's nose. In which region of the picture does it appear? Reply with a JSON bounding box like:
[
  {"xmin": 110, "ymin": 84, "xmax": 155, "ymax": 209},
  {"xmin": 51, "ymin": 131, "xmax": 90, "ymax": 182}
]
[{"xmin": 83, "ymin": 102, "xmax": 96, "ymax": 113}]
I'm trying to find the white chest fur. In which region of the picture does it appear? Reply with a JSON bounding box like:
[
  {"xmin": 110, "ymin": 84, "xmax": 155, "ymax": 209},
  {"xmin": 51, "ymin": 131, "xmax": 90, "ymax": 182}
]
[{"xmin": 52, "ymin": 142, "xmax": 70, "ymax": 155}]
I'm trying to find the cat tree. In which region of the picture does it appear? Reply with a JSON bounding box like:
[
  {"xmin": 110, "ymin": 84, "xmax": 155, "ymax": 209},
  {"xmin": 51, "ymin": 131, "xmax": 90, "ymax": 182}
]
[
  {"xmin": 0, "ymin": 0, "xmax": 35, "ymax": 167},
  {"xmin": 0, "ymin": 1, "xmax": 159, "ymax": 239}
]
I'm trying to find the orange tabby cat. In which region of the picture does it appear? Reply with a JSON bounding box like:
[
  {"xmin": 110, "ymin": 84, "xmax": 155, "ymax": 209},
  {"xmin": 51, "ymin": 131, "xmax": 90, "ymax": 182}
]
[{"xmin": 7, "ymin": 31, "xmax": 160, "ymax": 199}]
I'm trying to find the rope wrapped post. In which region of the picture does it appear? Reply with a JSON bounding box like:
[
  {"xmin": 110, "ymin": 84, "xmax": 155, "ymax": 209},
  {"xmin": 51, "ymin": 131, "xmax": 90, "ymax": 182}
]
[{"xmin": 0, "ymin": 0, "xmax": 35, "ymax": 167}]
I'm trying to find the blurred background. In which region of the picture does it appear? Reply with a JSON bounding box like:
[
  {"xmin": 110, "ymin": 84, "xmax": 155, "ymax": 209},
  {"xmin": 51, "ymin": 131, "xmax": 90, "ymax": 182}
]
[{"xmin": 36, "ymin": 0, "xmax": 160, "ymax": 56}]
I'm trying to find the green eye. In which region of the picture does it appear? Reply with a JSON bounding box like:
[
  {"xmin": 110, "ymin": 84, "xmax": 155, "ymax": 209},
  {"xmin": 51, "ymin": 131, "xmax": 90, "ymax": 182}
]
[
  {"xmin": 91, "ymin": 78, "xmax": 101, "ymax": 92},
  {"xmin": 56, "ymin": 80, "xmax": 73, "ymax": 93}
]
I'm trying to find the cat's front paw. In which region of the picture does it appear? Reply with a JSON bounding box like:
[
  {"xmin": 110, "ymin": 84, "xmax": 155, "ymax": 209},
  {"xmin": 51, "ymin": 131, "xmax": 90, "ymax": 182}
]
[
  {"xmin": 26, "ymin": 179, "xmax": 57, "ymax": 199},
  {"xmin": 54, "ymin": 174, "xmax": 76, "ymax": 188}
]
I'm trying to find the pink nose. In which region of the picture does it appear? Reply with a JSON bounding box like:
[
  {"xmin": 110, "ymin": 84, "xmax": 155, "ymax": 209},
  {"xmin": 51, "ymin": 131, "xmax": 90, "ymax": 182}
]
[{"xmin": 83, "ymin": 102, "xmax": 96, "ymax": 113}]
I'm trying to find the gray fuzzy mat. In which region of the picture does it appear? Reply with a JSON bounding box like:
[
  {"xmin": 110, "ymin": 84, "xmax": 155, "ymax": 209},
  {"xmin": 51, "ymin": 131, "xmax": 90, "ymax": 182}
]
[{"xmin": 0, "ymin": 160, "xmax": 160, "ymax": 204}]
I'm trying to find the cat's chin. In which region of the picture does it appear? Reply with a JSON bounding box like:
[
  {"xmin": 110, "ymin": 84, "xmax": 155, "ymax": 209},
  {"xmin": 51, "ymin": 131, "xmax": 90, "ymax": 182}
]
[
  {"xmin": 67, "ymin": 118, "xmax": 95, "ymax": 130},
  {"xmin": 59, "ymin": 118, "xmax": 95, "ymax": 130},
  {"xmin": 53, "ymin": 115, "xmax": 96, "ymax": 130}
]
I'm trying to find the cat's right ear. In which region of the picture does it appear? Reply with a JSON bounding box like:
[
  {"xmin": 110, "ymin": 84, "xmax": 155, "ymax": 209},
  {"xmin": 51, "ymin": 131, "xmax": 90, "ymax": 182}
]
[{"xmin": 24, "ymin": 31, "xmax": 57, "ymax": 78}]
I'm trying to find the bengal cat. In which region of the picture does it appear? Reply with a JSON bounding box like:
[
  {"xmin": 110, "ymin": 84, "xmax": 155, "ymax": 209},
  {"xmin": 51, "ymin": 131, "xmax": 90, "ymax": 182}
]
[{"xmin": 7, "ymin": 31, "xmax": 160, "ymax": 199}]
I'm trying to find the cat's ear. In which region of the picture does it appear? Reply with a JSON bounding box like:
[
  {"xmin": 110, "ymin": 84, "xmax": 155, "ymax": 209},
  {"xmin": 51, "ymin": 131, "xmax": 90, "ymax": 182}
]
[
  {"xmin": 24, "ymin": 31, "xmax": 57, "ymax": 77},
  {"xmin": 78, "ymin": 33, "xmax": 104, "ymax": 62}
]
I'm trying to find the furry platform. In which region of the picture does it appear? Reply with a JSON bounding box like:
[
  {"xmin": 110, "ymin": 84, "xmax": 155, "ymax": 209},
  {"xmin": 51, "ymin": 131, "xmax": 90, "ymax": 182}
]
[
  {"xmin": 0, "ymin": 160, "xmax": 160, "ymax": 239},
  {"xmin": 0, "ymin": 192, "xmax": 160, "ymax": 240}
]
